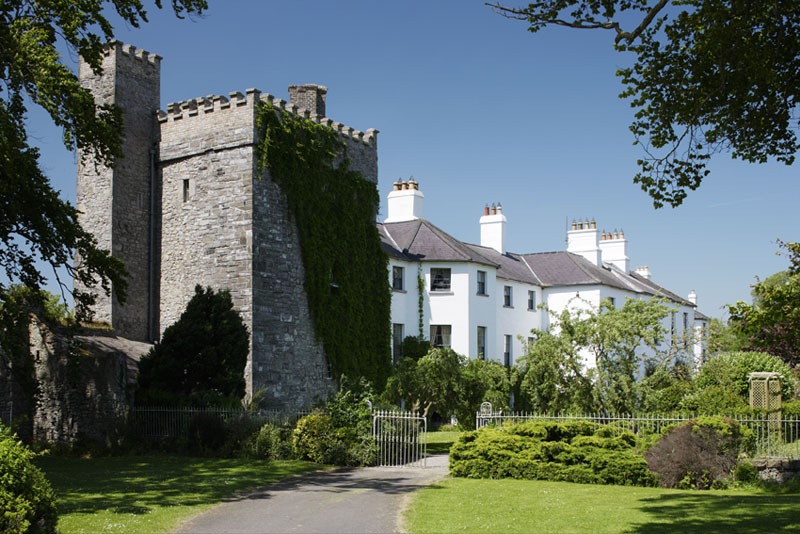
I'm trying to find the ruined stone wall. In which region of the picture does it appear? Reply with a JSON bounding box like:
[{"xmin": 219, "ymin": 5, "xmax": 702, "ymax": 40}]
[
  {"xmin": 77, "ymin": 43, "xmax": 160, "ymax": 341},
  {"xmin": 26, "ymin": 319, "xmax": 150, "ymax": 446}
]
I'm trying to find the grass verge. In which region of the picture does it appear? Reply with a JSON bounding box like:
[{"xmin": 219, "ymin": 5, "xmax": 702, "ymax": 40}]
[
  {"xmin": 404, "ymin": 477, "xmax": 800, "ymax": 533},
  {"xmin": 36, "ymin": 454, "xmax": 321, "ymax": 533}
]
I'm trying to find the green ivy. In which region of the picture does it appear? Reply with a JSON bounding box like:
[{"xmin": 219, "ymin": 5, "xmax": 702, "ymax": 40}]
[{"xmin": 255, "ymin": 102, "xmax": 391, "ymax": 388}]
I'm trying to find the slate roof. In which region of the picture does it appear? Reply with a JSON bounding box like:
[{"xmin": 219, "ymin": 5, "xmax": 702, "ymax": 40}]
[{"xmin": 379, "ymin": 218, "xmax": 696, "ymax": 308}]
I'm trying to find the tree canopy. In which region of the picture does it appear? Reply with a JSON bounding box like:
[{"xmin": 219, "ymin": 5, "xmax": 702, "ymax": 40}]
[
  {"xmin": 1, "ymin": 0, "xmax": 207, "ymax": 321},
  {"xmin": 489, "ymin": 1, "xmax": 800, "ymax": 207},
  {"xmin": 728, "ymin": 241, "xmax": 800, "ymax": 367}
]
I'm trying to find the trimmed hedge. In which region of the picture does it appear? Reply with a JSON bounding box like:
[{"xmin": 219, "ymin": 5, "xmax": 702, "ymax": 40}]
[{"xmin": 450, "ymin": 421, "xmax": 656, "ymax": 487}]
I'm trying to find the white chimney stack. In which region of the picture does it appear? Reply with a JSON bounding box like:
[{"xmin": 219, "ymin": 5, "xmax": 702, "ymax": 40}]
[
  {"xmin": 567, "ymin": 218, "xmax": 600, "ymax": 266},
  {"xmin": 385, "ymin": 178, "xmax": 424, "ymax": 223},
  {"xmin": 688, "ymin": 290, "xmax": 697, "ymax": 306},
  {"xmin": 635, "ymin": 265, "xmax": 652, "ymax": 280},
  {"xmin": 480, "ymin": 202, "xmax": 507, "ymax": 254},
  {"xmin": 598, "ymin": 228, "xmax": 630, "ymax": 272}
]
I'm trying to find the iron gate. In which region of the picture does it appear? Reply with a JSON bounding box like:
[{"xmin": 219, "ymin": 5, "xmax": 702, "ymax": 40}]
[{"xmin": 372, "ymin": 410, "xmax": 427, "ymax": 467}]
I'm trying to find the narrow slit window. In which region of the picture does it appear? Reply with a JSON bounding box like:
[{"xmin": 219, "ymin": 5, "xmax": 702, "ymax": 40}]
[{"xmin": 183, "ymin": 179, "xmax": 190, "ymax": 202}]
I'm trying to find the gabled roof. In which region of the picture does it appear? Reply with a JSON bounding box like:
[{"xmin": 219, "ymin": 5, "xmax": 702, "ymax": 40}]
[
  {"xmin": 379, "ymin": 219, "xmax": 496, "ymax": 266},
  {"xmin": 379, "ymin": 217, "xmax": 697, "ymax": 309}
]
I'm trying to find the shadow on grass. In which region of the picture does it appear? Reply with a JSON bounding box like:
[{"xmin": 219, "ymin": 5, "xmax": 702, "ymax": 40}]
[
  {"xmin": 631, "ymin": 490, "xmax": 800, "ymax": 532},
  {"xmin": 36, "ymin": 455, "xmax": 318, "ymax": 517}
]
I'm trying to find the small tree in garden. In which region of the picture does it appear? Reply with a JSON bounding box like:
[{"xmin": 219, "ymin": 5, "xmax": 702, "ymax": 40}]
[
  {"xmin": 457, "ymin": 358, "xmax": 511, "ymax": 428},
  {"xmin": 136, "ymin": 285, "xmax": 249, "ymax": 407},
  {"xmin": 680, "ymin": 351, "xmax": 797, "ymax": 414}
]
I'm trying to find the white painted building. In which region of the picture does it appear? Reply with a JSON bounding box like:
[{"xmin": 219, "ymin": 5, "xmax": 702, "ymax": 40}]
[{"xmin": 379, "ymin": 180, "xmax": 708, "ymax": 370}]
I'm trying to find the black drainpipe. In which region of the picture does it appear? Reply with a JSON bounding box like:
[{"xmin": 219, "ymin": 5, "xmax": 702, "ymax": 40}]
[{"xmin": 148, "ymin": 145, "xmax": 158, "ymax": 342}]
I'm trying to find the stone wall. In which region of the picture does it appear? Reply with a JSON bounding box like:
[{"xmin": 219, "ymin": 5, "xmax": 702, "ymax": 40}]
[
  {"xmin": 9, "ymin": 318, "xmax": 151, "ymax": 446},
  {"xmin": 77, "ymin": 42, "xmax": 161, "ymax": 341},
  {"xmin": 157, "ymin": 90, "xmax": 258, "ymax": 343},
  {"xmin": 752, "ymin": 458, "xmax": 800, "ymax": 484},
  {"xmin": 251, "ymin": 172, "xmax": 333, "ymax": 409}
]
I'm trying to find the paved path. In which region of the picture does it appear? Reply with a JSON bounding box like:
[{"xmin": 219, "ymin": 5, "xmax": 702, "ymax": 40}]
[{"xmin": 174, "ymin": 455, "xmax": 449, "ymax": 534}]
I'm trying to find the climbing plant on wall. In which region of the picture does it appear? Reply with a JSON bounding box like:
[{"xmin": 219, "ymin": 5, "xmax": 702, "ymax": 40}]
[{"xmin": 255, "ymin": 102, "xmax": 391, "ymax": 388}]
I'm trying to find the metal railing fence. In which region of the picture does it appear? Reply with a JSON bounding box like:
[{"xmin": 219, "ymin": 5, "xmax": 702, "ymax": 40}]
[
  {"xmin": 475, "ymin": 411, "xmax": 800, "ymax": 459},
  {"xmin": 129, "ymin": 406, "xmax": 310, "ymax": 442}
]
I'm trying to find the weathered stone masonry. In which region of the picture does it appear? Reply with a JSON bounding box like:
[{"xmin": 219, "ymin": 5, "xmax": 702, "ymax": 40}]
[{"xmin": 77, "ymin": 42, "xmax": 379, "ymax": 410}]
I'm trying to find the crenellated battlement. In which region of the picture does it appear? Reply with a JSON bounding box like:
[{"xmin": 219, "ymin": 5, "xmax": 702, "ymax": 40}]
[
  {"xmin": 106, "ymin": 40, "xmax": 161, "ymax": 67},
  {"xmin": 157, "ymin": 88, "xmax": 377, "ymax": 146}
]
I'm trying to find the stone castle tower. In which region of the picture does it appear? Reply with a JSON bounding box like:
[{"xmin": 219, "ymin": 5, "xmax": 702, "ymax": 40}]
[{"xmin": 77, "ymin": 42, "xmax": 379, "ymax": 409}]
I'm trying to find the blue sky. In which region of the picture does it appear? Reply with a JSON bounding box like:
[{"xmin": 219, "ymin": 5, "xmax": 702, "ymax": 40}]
[{"xmin": 27, "ymin": 0, "xmax": 799, "ymax": 319}]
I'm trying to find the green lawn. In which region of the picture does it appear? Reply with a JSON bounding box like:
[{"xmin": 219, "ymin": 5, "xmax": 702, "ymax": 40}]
[
  {"xmin": 35, "ymin": 455, "xmax": 321, "ymax": 533},
  {"xmin": 404, "ymin": 477, "xmax": 800, "ymax": 533},
  {"xmin": 424, "ymin": 430, "xmax": 462, "ymax": 454}
]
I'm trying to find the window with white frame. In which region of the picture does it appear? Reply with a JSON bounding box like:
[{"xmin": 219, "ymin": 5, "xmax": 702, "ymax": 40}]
[
  {"xmin": 503, "ymin": 334, "xmax": 512, "ymax": 366},
  {"xmin": 477, "ymin": 326, "xmax": 486, "ymax": 360},
  {"xmin": 527, "ymin": 290, "xmax": 536, "ymax": 310},
  {"xmin": 503, "ymin": 285, "xmax": 513, "ymax": 307},
  {"xmin": 392, "ymin": 265, "xmax": 405, "ymax": 291},
  {"xmin": 392, "ymin": 323, "xmax": 404, "ymax": 364},
  {"xmin": 477, "ymin": 270, "xmax": 487, "ymax": 295},
  {"xmin": 430, "ymin": 268, "xmax": 451, "ymax": 292},
  {"xmin": 430, "ymin": 324, "xmax": 452, "ymax": 348}
]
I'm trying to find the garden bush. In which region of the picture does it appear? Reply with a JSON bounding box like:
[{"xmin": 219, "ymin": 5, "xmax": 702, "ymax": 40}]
[
  {"xmin": 0, "ymin": 425, "xmax": 58, "ymax": 533},
  {"xmin": 450, "ymin": 421, "xmax": 656, "ymax": 486},
  {"xmin": 292, "ymin": 380, "xmax": 377, "ymax": 466},
  {"xmin": 241, "ymin": 423, "xmax": 292, "ymax": 460},
  {"xmin": 187, "ymin": 413, "xmax": 226, "ymax": 454},
  {"xmin": 645, "ymin": 416, "xmax": 754, "ymax": 489}
]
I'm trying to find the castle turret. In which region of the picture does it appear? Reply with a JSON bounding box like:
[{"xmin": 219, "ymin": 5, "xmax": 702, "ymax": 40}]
[
  {"xmin": 77, "ymin": 42, "xmax": 161, "ymax": 341},
  {"xmin": 288, "ymin": 84, "xmax": 327, "ymax": 118}
]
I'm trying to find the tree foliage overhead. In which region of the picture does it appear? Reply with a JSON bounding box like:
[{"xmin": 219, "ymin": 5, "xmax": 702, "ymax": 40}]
[
  {"xmin": 489, "ymin": 1, "xmax": 800, "ymax": 207},
  {"xmin": 136, "ymin": 286, "xmax": 249, "ymax": 407},
  {"xmin": 727, "ymin": 241, "xmax": 800, "ymax": 366},
  {"xmin": 0, "ymin": 0, "xmax": 207, "ymax": 320}
]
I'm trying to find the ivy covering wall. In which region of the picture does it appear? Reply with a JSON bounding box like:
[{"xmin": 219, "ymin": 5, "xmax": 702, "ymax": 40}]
[{"xmin": 255, "ymin": 102, "xmax": 391, "ymax": 388}]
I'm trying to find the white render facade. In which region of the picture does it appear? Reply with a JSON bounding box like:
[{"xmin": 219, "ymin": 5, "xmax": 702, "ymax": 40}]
[{"xmin": 379, "ymin": 181, "xmax": 708, "ymax": 370}]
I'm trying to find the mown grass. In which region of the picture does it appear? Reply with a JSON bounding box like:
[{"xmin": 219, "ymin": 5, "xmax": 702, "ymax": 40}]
[
  {"xmin": 36, "ymin": 454, "xmax": 321, "ymax": 533},
  {"xmin": 424, "ymin": 430, "xmax": 461, "ymax": 455},
  {"xmin": 405, "ymin": 477, "xmax": 800, "ymax": 533}
]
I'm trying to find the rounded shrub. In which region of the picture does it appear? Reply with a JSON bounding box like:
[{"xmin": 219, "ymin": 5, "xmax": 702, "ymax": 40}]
[
  {"xmin": 242, "ymin": 423, "xmax": 292, "ymax": 460},
  {"xmin": 645, "ymin": 416, "xmax": 754, "ymax": 489},
  {"xmin": 0, "ymin": 425, "xmax": 58, "ymax": 533},
  {"xmin": 293, "ymin": 413, "xmax": 333, "ymax": 463}
]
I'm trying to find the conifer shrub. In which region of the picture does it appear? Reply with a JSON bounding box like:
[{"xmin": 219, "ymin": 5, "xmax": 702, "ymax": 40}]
[
  {"xmin": 0, "ymin": 425, "xmax": 57, "ymax": 533},
  {"xmin": 450, "ymin": 421, "xmax": 656, "ymax": 486},
  {"xmin": 644, "ymin": 416, "xmax": 754, "ymax": 489}
]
